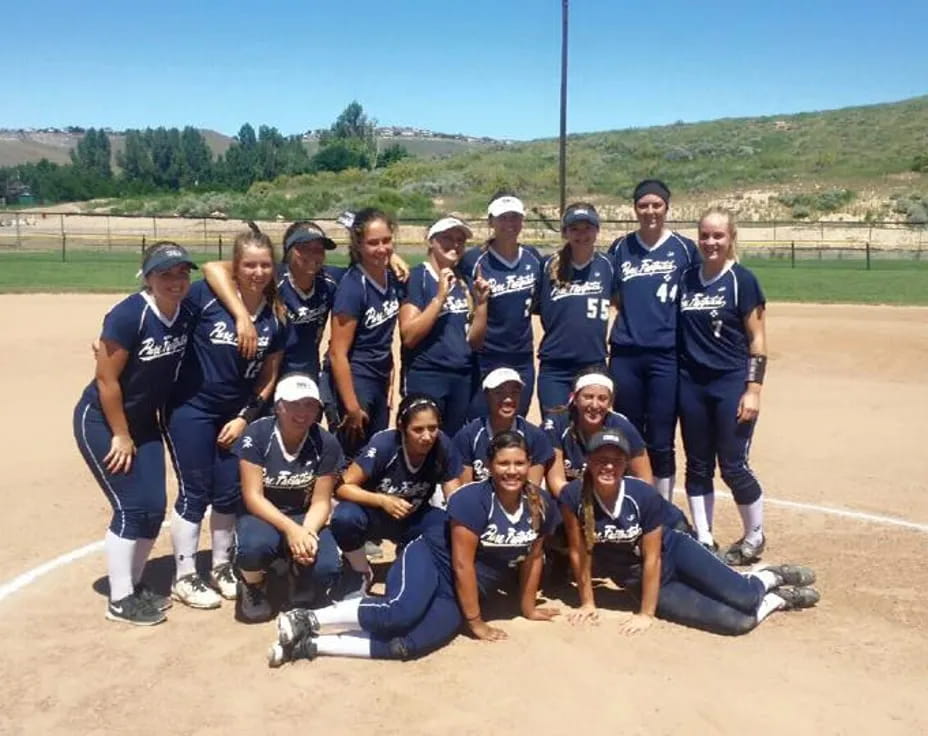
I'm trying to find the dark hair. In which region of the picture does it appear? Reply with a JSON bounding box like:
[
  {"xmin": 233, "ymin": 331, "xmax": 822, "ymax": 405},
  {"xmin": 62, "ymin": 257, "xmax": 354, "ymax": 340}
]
[
  {"xmin": 486, "ymin": 430, "xmax": 545, "ymax": 532},
  {"xmin": 233, "ymin": 224, "xmax": 286, "ymax": 322},
  {"xmin": 548, "ymin": 201, "xmax": 599, "ymax": 287},
  {"xmin": 396, "ymin": 393, "xmax": 446, "ymax": 486},
  {"xmin": 348, "ymin": 208, "xmax": 397, "ymax": 267}
]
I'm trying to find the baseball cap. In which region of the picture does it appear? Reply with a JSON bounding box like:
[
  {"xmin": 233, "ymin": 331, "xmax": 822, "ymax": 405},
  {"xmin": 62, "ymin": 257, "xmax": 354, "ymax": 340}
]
[
  {"xmin": 487, "ymin": 195, "xmax": 526, "ymax": 218},
  {"xmin": 283, "ymin": 223, "xmax": 337, "ymax": 253},
  {"xmin": 274, "ymin": 374, "xmax": 321, "ymax": 403},
  {"xmin": 586, "ymin": 430, "xmax": 632, "ymax": 456},
  {"xmin": 482, "ymin": 367, "xmax": 524, "ymax": 390},
  {"xmin": 141, "ymin": 243, "xmax": 198, "ymax": 277},
  {"xmin": 427, "ymin": 216, "xmax": 473, "ymax": 241},
  {"xmin": 562, "ymin": 206, "xmax": 600, "ymax": 229}
]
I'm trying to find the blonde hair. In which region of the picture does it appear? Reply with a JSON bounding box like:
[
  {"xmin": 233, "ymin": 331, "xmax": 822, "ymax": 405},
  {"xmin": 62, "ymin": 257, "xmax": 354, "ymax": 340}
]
[
  {"xmin": 698, "ymin": 206, "xmax": 739, "ymax": 262},
  {"xmin": 234, "ymin": 224, "xmax": 286, "ymax": 322}
]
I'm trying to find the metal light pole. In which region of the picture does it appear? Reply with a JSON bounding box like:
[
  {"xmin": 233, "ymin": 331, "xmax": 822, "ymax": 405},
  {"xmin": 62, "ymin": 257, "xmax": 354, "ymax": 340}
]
[{"xmin": 559, "ymin": 0, "xmax": 569, "ymax": 218}]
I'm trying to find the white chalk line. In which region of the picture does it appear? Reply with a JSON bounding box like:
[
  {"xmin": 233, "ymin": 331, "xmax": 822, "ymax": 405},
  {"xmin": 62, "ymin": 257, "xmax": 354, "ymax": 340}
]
[{"xmin": 1, "ymin": 495, "xmax": 926, "ymax": 606}]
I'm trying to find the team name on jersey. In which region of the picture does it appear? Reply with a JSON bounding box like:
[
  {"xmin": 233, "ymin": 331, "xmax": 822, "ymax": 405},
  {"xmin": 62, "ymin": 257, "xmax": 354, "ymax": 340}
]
[
  {"xmin": 621, "ymin": 259, "xmax": 677, "ymax": 281},
  {"xmin": 472, "ymin": 459, "xmax": 489, "ymax": 481},
  {"xmin": 442, "ymin": 295, "xmax": 470, "ymax": 315},
  {"xmin": 290, "ymin": 303, "xmax": 329, "ymax": 325},
  {"xmin": 487, "ymin": 273, "xmax": 536, "ymax": 297},
  {"xmin": 596, "ymin": 521, "xmax": 642, "ymax": 544},
  {"xmin": 680, "ymin": 293, "xmax": 728, "ymax": 311},
  {"xmin": 264, "ymin": 469, "xmax": 316, "ymax": 490},
  {"xmin": 480, "ymin": 523, "xmax": 538, "ymax": 548},
  {"xmin": 137, "ymin": 334, "xmax": 187, "ymax": 362},
  {"xmin": 363, "ymin": 298, "xmax": 400, "ymax": 329},
  {"xmin": 377, "ymin": 478, "xmax": 430, "ymax": 500},
  {"xmin": 209, "ymin": 321, "xmax": 239, "ymax": 346},
  {"xmin": 549, "ymin": 280, "xmax": 604, "ymax": 301}
]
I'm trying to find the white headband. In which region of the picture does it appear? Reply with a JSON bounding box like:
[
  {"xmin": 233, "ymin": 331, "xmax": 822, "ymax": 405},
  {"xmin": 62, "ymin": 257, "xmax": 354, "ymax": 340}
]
[{"xmin": 573, "ymin": 373, "xmax": 614, "ymax": 395}]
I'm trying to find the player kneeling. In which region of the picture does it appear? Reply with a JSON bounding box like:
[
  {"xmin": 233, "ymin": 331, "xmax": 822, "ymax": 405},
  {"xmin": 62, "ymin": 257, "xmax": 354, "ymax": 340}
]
[{"xmin": 560, "ymin": 431, "xmax": 819, "ymax": 635}]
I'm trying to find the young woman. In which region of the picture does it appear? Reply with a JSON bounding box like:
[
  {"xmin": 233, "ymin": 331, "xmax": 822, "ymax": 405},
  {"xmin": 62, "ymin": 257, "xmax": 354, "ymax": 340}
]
[
  {"xmin": 73, "ymin": 242, "xmax": 197, "ymax": 625},
  {"xmin": 399, "ymin": 216, "xmax": 490, "ymax": 436},
  {"xmin": 202, "ymin": 221, "xmax": 341, "ymax": 379},
  {"xmin": 267, "ymin": 431, "xmax": 559, "ymax": 665},
  {"xmin": 537, "ymin": 203, "xmax": 614, "ymax": 417},
  {"xmin": 608, "ymin": 179, "xmax": 700, "ymax": 502},
  {"xmin": 164, "ymin": 227, "xmax": 287, "ymax": 609},
  {"xmin": 560, "ymin": 431, "xmax": 818, "ymax": 634},
  {"xmin": 329, "ymin": 208, "xmax": 404, "ymax": 457},
  {"xmin": 544, "ymin": 370, "xmax": 652, "ymax": 497},
  {"xmin": 232, "ymin": 374, "xmax": 344, "ymax": 622},
  {"xmin": 459, "ymin": 192, "xmax": 543, "ymax": 417},
  {"xmin": 678, "ymin": 208, "xmax": 769, "ymax": 565},
  {"xmin": 330, "ymin": 394, "xmax": 462, "ymax": 594},
  {"xmin": 453, "ymin": 368, "xmax": 553, "ymax": 486}
]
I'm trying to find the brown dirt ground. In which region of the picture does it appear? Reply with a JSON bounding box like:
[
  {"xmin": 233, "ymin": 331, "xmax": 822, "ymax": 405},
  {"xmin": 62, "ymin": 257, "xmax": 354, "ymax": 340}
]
[{"xmin": 0, "ymin": 297, "xmax": 926, "ymax": 735}]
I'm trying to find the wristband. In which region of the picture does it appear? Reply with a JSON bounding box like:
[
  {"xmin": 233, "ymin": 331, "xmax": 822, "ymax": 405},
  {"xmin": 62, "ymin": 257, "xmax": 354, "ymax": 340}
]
[
  {"xmin": 746, "ymin": 355, "xmax": 767, "ymax": 384},
  {"xmin": 236, "ymin": 395, "xmax": 265, "ymax": 423}
]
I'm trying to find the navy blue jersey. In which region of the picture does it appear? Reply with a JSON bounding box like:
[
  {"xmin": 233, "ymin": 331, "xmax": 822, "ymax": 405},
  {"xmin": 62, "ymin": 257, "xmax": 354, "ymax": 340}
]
[
  {"xmin": 453, "ymin": 416, "xmax": 554, "ymax": 481},
  {"xmin": 332, "ymin": 265, "xmax": 403, "ymax": 381},
  {"xmin": 537, "ymin": 253, "xmax": 613, "ymax": 364},
  {"xmin": 459, "ymin": 244, "xmax": 542, "ymax": 356},
  {"xmin": 81, "ymin": 292, "xmax": 193, "ymax": 430},
  {"xmin": 172, "ymin": 280, "xmax": 287, "ymax": 415},
  {"xmin": 233, "ymin": 416, "xmax": 343, "ymax": 514},
  {"xmin": 443, "ymin": 479, "xmax": 559, "ymax": 594},
  {"xmin": 402, "ymin": 263, "xmax": 472, "ymax": 373},
  {"xmin": 542, "ymin": 410, "xmax": 645, "ymax": 482},
  {"xmin": 608, "ymin": 231, "xmax": 700, "ymax": 349},
  {"xmin": 354, "ymin": 429, "xmax": 462, "ymax": 512},
  {"xmin": 560, "ymin": 476, "xmax": 685, "ymax": 584},
  {"xmin": 678, "ymin": 263, "xmax": 766, "ymax": 373},
  {"xmin": 278, "ymin": 267, "xmax": 341, "ymax": 376}
]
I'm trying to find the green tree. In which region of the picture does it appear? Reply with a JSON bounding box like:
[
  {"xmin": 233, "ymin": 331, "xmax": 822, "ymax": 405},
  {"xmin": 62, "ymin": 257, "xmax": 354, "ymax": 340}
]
[
  {"xmin": 71, "ymin": 128, "xmax": 112, "ymax": 179},
  {"xmin": 377, "ymin": 143, "xmax": 410, "ymax": 168},
  {"xmin": 180, "ymin": 126, "xmax": 213, "ymax": 187}
]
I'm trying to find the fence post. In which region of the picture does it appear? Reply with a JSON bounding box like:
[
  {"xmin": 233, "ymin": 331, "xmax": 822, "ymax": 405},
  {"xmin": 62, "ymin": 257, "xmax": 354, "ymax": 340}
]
[
  {"xmin": 15, "ymin": 213, "xmax": 21, "ymax": 248},
  {"xmin": 202, "ymin": 219, "xmax": 207, "ymax": 252},
  {"xmin": 142, "ymin": 234, "xmax": 146, "ymax": 257},
  {"xmin": 60, "ymin": 214, "xmax": 66, "ymax": 263},
  {"xmin": 106, "ymin": 215, "xmax": 112, "ymax": 251},
  {"xmin": 865, "ymin": 241, "xmax": 871, "ymax": 271},
  {"xmin": 152, "ymin": 216, "xmax": 158, "ymax": 239},
  {"xmin": 218, "ymin": 234, "xmax": 223, "ymax": 260},
  {"xmin": 790, "ymin": 240, "xmax": 795, "ymax": 268}
]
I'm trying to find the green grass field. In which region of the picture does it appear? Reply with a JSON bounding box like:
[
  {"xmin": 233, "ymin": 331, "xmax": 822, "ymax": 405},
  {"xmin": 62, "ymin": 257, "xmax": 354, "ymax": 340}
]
[{"xmin": 1, "ymin": 249, "xmax": 927, "ymax": 305}]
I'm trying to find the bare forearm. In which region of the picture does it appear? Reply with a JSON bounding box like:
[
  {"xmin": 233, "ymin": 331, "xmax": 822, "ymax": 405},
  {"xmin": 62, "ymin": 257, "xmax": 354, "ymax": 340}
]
[
  {"xmin": 202, "ymin": 261, "xmax": 249, "ymax": 321},
  {"xmin": 96, "ymin": 378, "xmax": 130, "ymax": 437},
  {"xmin": 330, "ymin": 351, "xmax": 360, "ymax": 412},
  {"xmin": 302, "ymin": 498, "xmax": 331, "ymax": 535},
  {"xmin": 519, "ymin": 551, "xmax": 544, "ymax": 617},
  {"xmin": 335, "ymin": 483, "xmax": 383, "ymax": 509},
  {"xmin": 400, "ymin": 302, "xmax": 443, "ymax": 349},
  {"xmin": 639, "ymin": 557, "xmax": 661, "ymax": 617},
  {"xmin": 466, "ymin": 303, "xmax": 488, "ymax": 350}
]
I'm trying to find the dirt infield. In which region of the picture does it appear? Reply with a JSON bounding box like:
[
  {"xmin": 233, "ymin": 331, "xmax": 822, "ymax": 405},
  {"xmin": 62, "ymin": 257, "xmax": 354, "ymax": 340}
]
[{"xmin": 0, "ymin": 296, "xmax": 926, "ymax": 735}]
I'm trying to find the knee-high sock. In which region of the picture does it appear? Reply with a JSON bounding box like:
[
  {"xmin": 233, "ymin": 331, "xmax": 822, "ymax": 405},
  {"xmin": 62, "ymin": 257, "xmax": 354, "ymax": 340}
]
[
  {"xmin": 314, "ymin": 632, "xmax": 373, "ymax": 658},
  {"xmin": 131, "ymin": 537, "xmax": 157, "ymax": 586},
  {"xmin": 654, "ymin": 476, "xmax": 674, "ymax": 504},
  {"xmin": 105, "ymin": 531, "xmax": 136, "ymax": 601},
  {"xmin": 755, "ymin": 591, "xmax": 786, "ymax": 624},
  {"xmin": 737, "ymin": 498, "xmax": 764, "ymax": 546},
  {"xmin": 687, "ymin": 494, "xmax": 715, "ymax": 545},
  {"xmin": 171, "ymin": 512, "xmax": 200, "ymax": 579},
  {"xmin": 210, "ymin": 512, "xmax": 236, "ymax": 568},
  {"xmin": 314, "ymin": 596, "xmax": 363, "ymax": 629}
]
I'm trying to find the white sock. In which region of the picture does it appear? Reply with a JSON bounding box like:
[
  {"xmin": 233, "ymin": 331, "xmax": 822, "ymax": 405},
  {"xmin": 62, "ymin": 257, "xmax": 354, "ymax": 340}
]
[
  {"xmin": 654, "ymin": 476, "xmax": 674, "ymax": 504},
  {"xmin": 749, "ymin": 569, "xmax": 780, "ymax": 593},
  {"xmin": 737, "ymin": 498, "xmax": 764, "ymax": 546},
  {"xmin": 687, "ymin": 494, "xmax": 715, "ymax": 545},
  {"xmin": 104, "ymin": 531, "xmax": 136, "ymax": 601},
  {"xmin": 171, "ymin": 512, "xmax": 200, "ymax": 579},
  {"xmin": 314, "ymin": 596, "xmax": 363, "ymax": 629},
  {"xmin": 131, "ymin": 537, "xmax": 157, "ymax": 586},
  {"xmin": 314, "ymin": 632, "xmax": 373, "ymax": 658},
  {"xmin": 343, "ymin": 548, "xmax": 373, "ymax": 575},
  {"xmin": 755, "ymin": 591, "xmax": 786, "ymax": 624},
  {"xmin": 210, "ymin": 512, "xmax": 236, "ymax": 568}
]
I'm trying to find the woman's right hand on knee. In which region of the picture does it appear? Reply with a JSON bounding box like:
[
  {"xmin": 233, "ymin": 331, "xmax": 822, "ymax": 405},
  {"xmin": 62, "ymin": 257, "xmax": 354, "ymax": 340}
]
[
  {"xmin": 379, "ymin": 496, "xmax": 413, "ymax": 520},
  {"xmin": 103, "ymin": 434, "xmax": 136, "ymax": 474}
]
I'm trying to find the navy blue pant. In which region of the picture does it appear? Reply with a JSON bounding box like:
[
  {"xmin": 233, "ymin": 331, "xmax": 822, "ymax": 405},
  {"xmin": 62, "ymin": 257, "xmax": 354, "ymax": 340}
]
[
  {"xmin": 655, "ymin": 530, "xmax": 765, "ymax": 635},
  {"xmin": 358, "ymin": 536, "xmax": 462, "ymax": 660},
  {"xmin": 318, "ymin": 365, "xmax": 340, "ymax": 434},
  {"xmin": 163, "ymin": 402, "xmax": 242, "ymax": 522},
  {"xmin": 334, "ymin": 371, "xmax": 390, "ymax": 460},
  {"xmin": 609, "ymin": 346, "xmax": 678, "ymax": 478},
  {"xmin": 537, "ymin": 359, "xmax": 605, "ymax": 418},
  {"xmin": 236, "ymin": 512, "xmax": 341, "ymax": 594},
  {"xmin": 678, "ymin": 366, "xmax": 762, "ymax": 505},
  {"xmin": 73, "ymin": 401, "xmax": 166, "ymax": 539},
  {"xmin": 468, "ymin": 352, "xmax": 535, "ymax": 419},
  {"xmin": 330, "ymin": 502, "xmax": 446, "ymax": 553},
  {"xmin": 404, "ymin": 366, "xmax": 471, "ymax": 436}
]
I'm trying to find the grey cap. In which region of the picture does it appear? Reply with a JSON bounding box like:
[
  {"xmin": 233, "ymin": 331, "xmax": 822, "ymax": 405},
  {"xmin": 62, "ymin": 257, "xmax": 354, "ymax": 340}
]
[
  {"xmin": 586, "ymin": 430, "xmax": 632, "ymax": 456},
  {"xmin": 562, "ymin": 206, "xmax": 600, "ymax": 228},
  {"xmin": 141, "ymin": 243, "xmax": 198, "ymax": 277},
  {"xmin": 283, "ymin": 224, "xmax": 337, "ymax": 253}
]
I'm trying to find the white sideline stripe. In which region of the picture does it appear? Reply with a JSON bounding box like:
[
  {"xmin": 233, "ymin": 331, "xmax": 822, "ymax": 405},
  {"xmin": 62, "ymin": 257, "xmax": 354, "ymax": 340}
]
[{"xmin": 1, "ymin": 495, "xmax": 927, "ymax": 606}]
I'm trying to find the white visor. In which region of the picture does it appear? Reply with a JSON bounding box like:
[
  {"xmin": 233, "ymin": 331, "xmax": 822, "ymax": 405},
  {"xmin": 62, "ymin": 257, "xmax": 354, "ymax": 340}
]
[
  {"xmin": 427, "ymin": 216, "xmax": 473, "ymax": 241},
  {"xmin": 487, "ymin": 196, "xmax": 526, "ymax": 218},
  {"xmin": 482, "ymin": 367, "xmax": 524, "ymax": 390}
]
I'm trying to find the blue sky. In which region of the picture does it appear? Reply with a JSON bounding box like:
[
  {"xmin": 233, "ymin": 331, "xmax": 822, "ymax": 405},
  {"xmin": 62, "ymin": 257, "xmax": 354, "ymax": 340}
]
[{"xmin": 6, "ymin": 0, "xmax": 927, "ymax": 140}]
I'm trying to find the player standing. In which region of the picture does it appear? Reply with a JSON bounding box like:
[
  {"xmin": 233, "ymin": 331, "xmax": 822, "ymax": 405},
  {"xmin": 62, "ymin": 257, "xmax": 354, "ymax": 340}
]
[
  {"xmin": 536, "ymin": 203, "xmax": 614, "ymax": 416},
  {"xmin": 164, "ymin": 228, "xmax": 287, "ymax": 609},
  {"xmin": 399, "ymin": 216, "xmax": 489, "ymax": 436},
  {"xmin": 73, "ymin": 242, "xmax": 197, "ymax": 625},
  {"xmin": 608, "ymin": 180, "xmax": 699, "ymax": 502},
  {"xmin": 677, "ymin": 208, "xmax": 769, "ymax": 564}
]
